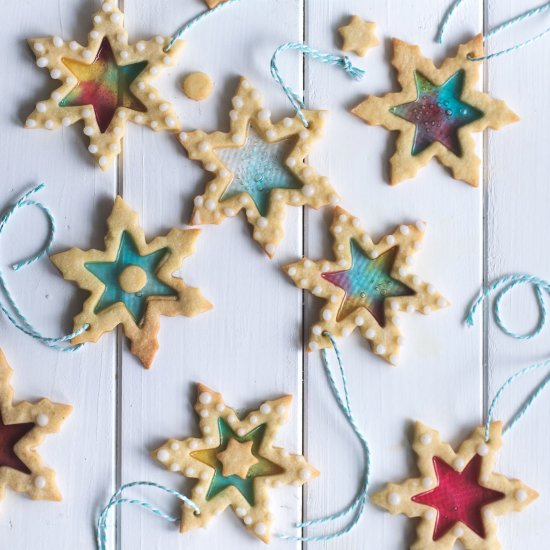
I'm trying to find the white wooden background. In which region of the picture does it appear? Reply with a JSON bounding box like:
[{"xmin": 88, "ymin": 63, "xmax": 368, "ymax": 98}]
[{"xmin": 1, "ymin": 0, "xmax": 548, "ymax": 548}]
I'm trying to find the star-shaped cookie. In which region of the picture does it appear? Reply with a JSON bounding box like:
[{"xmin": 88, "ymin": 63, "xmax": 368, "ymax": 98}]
[
  {"xmin": 0, "ymin": 349, "xmax": 72, "ymax": 503},
  {"xmin": 283, "ymin": 206, "xmax": 448, "ymax": 363},
  {"xmin": 152, "ymin": 384, "xmax": 319, "ymax": 543},
  {"xmin": 372, "ymin": 421, "xmax": 538, "ymax": 549},
  {"xmin": 26, "ymin": 0, "xmax": 184, "ymax": 170},
  {"xmin": 178, "ymin": 77, "xmax": 338, "ymax": 258},
  {"xmin": 50, "ymin": 196, "xmax": 212, "ymax": 369},
  {"xmin": 352, "ymin": 35, "xmax": 518, "ymax": 186},
  {"xmin": 338, "ymin": 15, "xmax": 379, "ymax": 57}
]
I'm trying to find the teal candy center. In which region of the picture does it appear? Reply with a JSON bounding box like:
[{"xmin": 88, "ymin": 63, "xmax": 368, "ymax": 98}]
[
  {"xmin": 85, "ymin": 232, "xmax": 177, "ymax": 325},
  {"xmin": 217, "ymin": 126, "xmax": 302, "ymax": 216}
]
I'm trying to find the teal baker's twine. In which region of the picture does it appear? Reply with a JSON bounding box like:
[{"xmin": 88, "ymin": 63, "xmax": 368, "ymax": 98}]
[
  {"xmin": 466, "ymin": 274, "xmax": 550, "ymax": 442},
  {"xmin": 165, "ymin": 0, "xmax": 245, "ymax": 51},
  {"xmin": 96, "ymin": 481, "xmax": 200, "ymax": 550},
  {"xmin": 0, "ymin": 184, "xmax": 88, "ymax": 350},
  {"xmin": 277, "ymin": 332, "xmax": 371, "ymax": 542},
  {"xmin": 270, "ymin": 43, "xmax": 365, "ymax": 128},
  {"xmin": 437, "ymin": 0, "xmax": 550, "ymax": 60}
]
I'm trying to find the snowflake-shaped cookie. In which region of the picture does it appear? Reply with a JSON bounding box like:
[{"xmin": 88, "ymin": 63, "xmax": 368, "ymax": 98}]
[
  {"xmin": 0, "ymin": 350, "xmax": 71, "ymax": 503},
  {"xmin": 152, "ymin": 384, "xmax": 319, "ymax": 543},
  {"xmin": 178, "ymin": 77, "xmax": 338, "ymax": 258},
  {"xmin": 352, "ymin": 35, "xmax": 518, "ymax": 186},
  {"xmin": 26, "ymin": 0, "xmax": 184, "ymax": 170},
  {"xmin": 283, "ymin": 206, "xmax": 448, "ymax": 363},
  {"xmin": 50, "ymin": 196, "xmax": 212, "ymax": 368},
  {"xmin": 372, "ymin": 422, "xmax": 538, "ymax": 549}
]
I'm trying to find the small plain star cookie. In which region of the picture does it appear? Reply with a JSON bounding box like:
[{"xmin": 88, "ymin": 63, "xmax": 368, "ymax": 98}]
[
  {"xmin": 352, "ymin": 35, "xmax": 518, "ymax": 186},
  {"xmin": 26, "ymin": 0, "xmax": 184, "ymax": 170},
  {"xmin": 338, "ymin": 15, "xmax": 379, "ymax": 57},
  {"xmin": 0, "ymin": 350, "xmax": 72, "ymax": 503},
  {"xmin": 152, "ymin": 384, "xmax": 319, "ymax": 543},
  {"xmin": 178, "ymin": 76, "xmax": 338, "ymax": 258},
  {"xmin": 50, "ymin": 196, "xmax": 212, "ymax": 368},
  {"xmin": 283, "ymin": 206, "xmax": 448, "ymax": 363},
  {"xmin": 372, "ymin": 421, "xmax": 538, "ymax": 550}
]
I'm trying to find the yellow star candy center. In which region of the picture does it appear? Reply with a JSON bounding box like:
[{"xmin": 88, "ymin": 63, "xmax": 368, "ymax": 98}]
[{"xmin": 216, "ymin": 438, "xmax": 259, "ymax": 479}]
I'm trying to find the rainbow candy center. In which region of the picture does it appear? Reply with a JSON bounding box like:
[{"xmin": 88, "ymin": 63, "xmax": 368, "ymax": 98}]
[
  {"xmin": 390, "ymin": 70, "xmax": 484, "ymax": 157},
  {"xmin": 60, "ymin": 38, "xmax": 147, "ymax": 133}
]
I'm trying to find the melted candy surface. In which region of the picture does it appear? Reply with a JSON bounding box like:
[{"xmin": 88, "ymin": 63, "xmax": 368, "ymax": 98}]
[
  {"xmin": 85, "ymin": 232, "xmax": 176, "ymax": 325},
  {"xmin": 412, "ymin": 455, "xmax": 505, "ymax": 540},
  {"xmin": 0, "ymin": 414, "xmax": 34, "ymax": 474},
  {"xmin": 217, "ymin": 127, "xmax": 302, "ymax": 216},
  {"xmin": 60, "ymin": 38, "xmax": 147, "ymax": 133},
  {"xmin": 322, "ymin": 240, "xmax": 414, "ymax": 326},
  {"xmin": 390, "ymin": 70, "xmax": 483, "ymax": 156},
  {"xmin": 191, "ymin": 418, "xmax": 284, "ymax": 506}
]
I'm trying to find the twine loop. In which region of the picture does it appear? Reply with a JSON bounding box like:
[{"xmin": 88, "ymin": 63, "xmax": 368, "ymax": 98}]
[
  {"xmin": 277, "ymin": 333, "xmax": 371, "ymax": 542},
  {"xmin": 0, "ymin": 184, "xmax": 88, "ymax": 351},
  {"xmin": 271, "ymin": 42, "xmax": 365, "ymax": 128},
  {"xmin": 466, "ymin": 274, "xmax": 550, "ymax": 441}
]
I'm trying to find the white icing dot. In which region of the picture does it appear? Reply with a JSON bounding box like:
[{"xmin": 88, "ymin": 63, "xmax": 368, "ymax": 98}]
[
  {"xmin": 163, "ymin": 56, "xmax": 171, "ymax": 65},
  {"xmin": 287, "ymin": 267, "xmax": 297, "ymax": 276},
  {"xmin": 203, "ymin": 426, "xmax": 211, "ymax": 434},
  {"xmin": 229, "ymin": 110, "xmax": 238, "ymax": 121},
  {"xmin": 195, "ymin": 486, "xmax": 204, "ymax": 495},
  {"xmin": 244, "ymin": 516, "xmax": 253, "ymax": 525},
  {"xmin": 83, "ymin": 126, "xmax": 94, "ymax": 136},
  {"xmin": 250, "ymin": 415, "xmax": 258, "ymax": 424},
  {"xmin": 157, "ymin": 449, "xmax": 170, "ymax": 462},
  {"xmin": 199, "ymin": 409, "xmax": 209, "ymax": 418},
  {"xmin": 413, "ymin": 275, "xmax": 421, "ymax": 285},
  {"xmin": 51, "ymin": 91, "xmax": 62, "ymax": 101},
  {"xmin": 252, "ymin": 91, "xmax": 261, "ymax": 101},
  {"xmin": 25, "ymin": 119, "xmax": 36, "ymax": 128},
  {"xmin": 257, "ymin": 217, "xmax": 268, "ymax": 229},
  {"xmin": 116, "ymin": 33, "xmax": 125, "ymax": 42},
  {"xmin": 371, "ymin": 249, "xmax": 379, "ymax": 259},
  {"xmin": 266, "ymin": 129, "xmax": 276, "ymax": 140},
  {"xmin": 136, "ymin": 41, "xmax": 146, "ymax": 52},
  {"xmin": 399, "ymin": 225, "xmax": 410, "ymax": 235},
  {"xmin": 45, "ymin": 120, "xmax": 54, "ymax": 130},
  {"xmin": 67, "ymin": 76, "xmax": 76, "ymax": 86},
  {"xmin": 114, "ymin": 127, "xmax": 122, "ymax": 136},
  {"xmin": 36, "ymin": 414, "xmax": 49, "ymax": 427},
  {"xmin": 165, "ymin": 117, "xmax": 176, "ymax": 128},
  {"xmin": 232, "ymin": 133, "xmax": 244, "ymax": 145},
  {"xmin": 83, "ymin": 49, "xmax": 93, "ymax": 59},
  {"xmin": 120, "ymin": 50, "xmax": 129, "ymax": 60},
  {"xmin": 98, "ymin": 156, "xmax": 108, "ymax": 167},
  {"xmin": 198, "ymin": 141, "xmax": 210, "ymax": 153},
  {"xmin": 52, "ymin": 36, "xmax": 63, "ymax": 48},
  {"xmin": 386, "ymin": 235, "xmax": 396, "ymax": 245},
  {"xmin": 276, "ymin": 405, "xmax": 286, "ymax": 416},
  {"xmin": 398, "ymin": 267, "xmax": 407, "ymax": 277},
  {"xmin": 416, "ymin": 221, "xmax": 427, "ymax": 232},
  {"xmin": 427, "ymin": 284, "xmax": 435, "ymax": 295},
  {"xmin": 376, "ymin": 344, "xmax": 386, "ymax": 355},
  {"xmin": 205, "ymin": 437, "xmax": 214, "ymax": 445},
  {"xmin": 423, "ymin": 306, "xmax": 432, "ymax": 314},
  {"xmin": 155, "ymin": 36, "xmax": 164, "ymax": 44},
  {"xmin": 387, "ymin": 492, "xmax": 400, "ymax": 506},
  {"xmin": 224, "ymin": 208, "xmax": 235, "ymax": 217},
  {"xmin": 36, "ymin": 102, "xmax": 46, "ymax": 113},
  {"xmin": 406, "ymin": 256, "xmax": 413, "ymax": 265},
  {"xmin": 148, "ymin": 92, "xmax": 156, "ymax": 100},
  {"xmin": 102, "ymin": 2, "xmax": 113, "ymax": 12},
  {"xmin": 334, "ymin": 225, "xmax": 342, "ymax": 234},
  {"xmin": 232, "ymin": 96, "xmax": 244, "ymax": 109},
  {"xmin": 110, "ymin": 13, "xmax": 122, "ymax": 23},
  {"xmin": 94, "ymin": 15, "xmax": 102, "ymax": 23},
  {"xmin": 258, "ymin": 109, "xmax": 270, "ymax": 121},
  {"xmin": 237, "ymin": 428, "xmax": 246, "ymax": 437},
  {"xmin": 391, "ymin": 301, "xmax": 399, "ymax": 311},
  {"xmin": 159, "ymin": 103, "xmax": 169, "ymax": 112},
  {"xmin": 236, "ymin": 507, "xmax": 247, "ymax": 517},
  {"xmin": 184, "ymin": 467, "xmax": 196, "ymax": 477},
  {"xmin": 188, "ymin": 440, "xmax": 198, "ymax": 450},
  {"xmin": 303, "ymin": 259, "xmax": 312, "ymax": 268},
  {"xmin": 286, "ymin": 157, "xmax": 296, "ymax": 168},
  {"xmin": 228, "ymin": 415, "xmax": 237, "ymax": 423},
  {"xmin": 515, "ymin": 489, "xmax": 528, "ymax": 502},
  {"xmin": 109, "ymin": 143, "xmax": 119, "ymax": 153},
  {"xmin": 299, "ymin": 130, "xmax": 309, "ymax": 140},
  {"xmin": 50, "ymin": 68, "xmax": 62, "ymax": 80},
  {"xmin": 200, "ymin": 472, "xmax": 209, "ymax": 480},
  {"xmin": 88, "ymin": 144, "xmax": 98, "ymax": 154},
  {"xmin": 260, "ymin": 403, "xmax": 271, "ymax": 415},
  {"xmin": 422, "ymin": 477, "xmax": 433, "ymax": 488},
  {"xmin": 34, "ymin": 476, "xmax": 47, "ymax": 489},
  {"xmin": 151, "ymin": 121, "xmax": 159, "ymax": 129},
  {"xmin": 389, "ymin": 354, "xmax": 398, "ymax": 365},
  {"xmin": 355, "ymin": 316, "xmax": 364, "ymax": 326},
  {"xmin": 283, "ymin": 117, "xmax": 293, "ymax": 128},
  {"xmin": 312, "ymin": 285, "xmax": 322, "ymax": 295},
  {"xmin": 171, "ymin": 442, "xmax": 180, "ymax": 451},
  {"xmin": 36, "ymin": 57, "xmax": 48, "ymax": 68},
  {"xmin": 205, "ymin": 199, "xmax": 216, "ymax": 211},
  {"xmin": 150, "ymin": 67, "xmax": 159, "ymax": 76},
  {"xmin": 322, "ymin": 309, "xmax": 332, "ymax": 321},
  {"xmin": 199, "ymin": 392, "xmax": 212, "ymax": 405},
  {"xmin": 34, "ymin": 43, "xmax": 45, "ymax": 53},
  {"xmin": 137, "ymin": 81, "xmax": 146, "ymax": 91},
  {"xmin": 302, "ymin": 184, "xmax": 314, "ymax": 197},
  {"xmin": 170, "ymin": 463, "xmax": 180, "ymax": 472},
  {"xmin": 453, "ymin": 526, "xmax": 464, "ymax": 537},
  {"xmin": 477, "ymin": 444, "xmax": 489, "ymax": 456},
  {"xmin": 420, "ymin": 433, "xmax": 432, "ymax": 445},
  {"xmin": 299, "ymin": 468, "xmax": 311, "ymax": 481},
  {"xmin": 254, "ymin": 523, "xmax": 267, "ymax": 536},
  {"xmin": 62, "ymin": 117, "xmax": 71, "ymax": 127},
  {"xmin": 179, "ymin": 132, "xmax": 188, "ymax": 142},
  {"xmin": 366, "ymin": 329, "xmax": 375, "ymax": 339},
  {"xmin": 424, "ymin": 509, "xmax": 435, "ymax": 520},
  {"xmin": 407, "ymin": 304, "xmax": 415, "ymax": 313},
  {"xmin": 454, "ymin": 458, "xmax": 465, "ymax": 471}
]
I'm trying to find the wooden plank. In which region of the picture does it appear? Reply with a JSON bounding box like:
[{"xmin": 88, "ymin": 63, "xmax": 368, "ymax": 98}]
[
  {"xmin": 0, "ymin": 1, "xmax": 117, "ymax": 548},
  {"xmin": 486, "ymin": 0, "xmax": 550, "ymax": 546},
  {"xmin": 303, "ymin": 1, "xmax": 483, "ymax": 548},
  {"xmin": 119, "ymin": 0, "xmax": 304, "ymax": 548}
]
